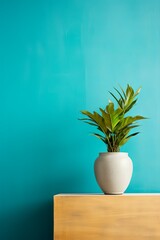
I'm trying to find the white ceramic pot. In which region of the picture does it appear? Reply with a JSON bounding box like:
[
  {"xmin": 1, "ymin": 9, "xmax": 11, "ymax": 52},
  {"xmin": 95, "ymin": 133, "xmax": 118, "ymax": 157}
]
[{"xmin": 94, "ymin": 152, "xmax": 133, "ymax": 195}]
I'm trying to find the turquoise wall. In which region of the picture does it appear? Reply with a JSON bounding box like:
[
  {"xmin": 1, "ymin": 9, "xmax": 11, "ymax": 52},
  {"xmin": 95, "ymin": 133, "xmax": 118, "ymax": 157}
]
[{"xmin": 0, "ymin": 0, "xmax": 160, "ymax": 239}]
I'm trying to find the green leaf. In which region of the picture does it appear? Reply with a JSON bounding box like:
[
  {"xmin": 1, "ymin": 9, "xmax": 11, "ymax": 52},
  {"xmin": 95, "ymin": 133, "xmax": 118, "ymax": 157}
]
[
  {"xmin": 133, "ymin": 115, "xmax": 147, "ymax": 121},
  {"xmin": 93, "ymin": 112, "xmax": 108, "ymax": 133},
  {"xmin": 91, "ymin": 133, "xmax": 106, "ymax": 143},
  {"xmin": 119, "ymin": 84, "xmax": 126, "ymax": 98},
  {"xmin": 99, "ymin": 108, "xmax": 112, "ymax": 131},
  {"xmin": 106, "ymin": 102, "xmax": 114, "ymax": 114},
  {"xmin": 126, "ymin": 132, "xmax": 140, "ymax": 139},
  {"xmin": 79, "ymin": 84, "xmax": 147, "ymax": 151},
  {"xmin": 134, "ymin": 87, "xmax": 141, "ymax": 97},
  {"xmin": 119, "ymin": 137, "xmax": 129, "ymax": 146},
  {"xmin": 124, "ymin": 99, "xmax": 137, "ymax": 113},
  {"xmin": 109, "ymin": 91, "xmax": 122, "ymax": 108},
  {"xmin": 83, "ymin": 121, "xmax": 98, "ymax": 126},
  {"xmin": 114, "ymin": 87, "xmax": 125, "ymax": 103}
]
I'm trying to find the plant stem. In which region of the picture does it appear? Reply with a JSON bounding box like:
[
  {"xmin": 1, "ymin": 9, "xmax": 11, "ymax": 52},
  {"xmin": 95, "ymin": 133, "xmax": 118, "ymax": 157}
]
[{"xmin": 107, "ymin": 145, "xmax": 120, "ymax": 152}]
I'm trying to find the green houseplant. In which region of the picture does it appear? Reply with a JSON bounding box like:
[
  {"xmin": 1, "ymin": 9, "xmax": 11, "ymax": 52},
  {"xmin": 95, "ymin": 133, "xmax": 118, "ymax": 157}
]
[{"xmin": 80, "ymin": 84, "xmax": 146, "ymax": 194}]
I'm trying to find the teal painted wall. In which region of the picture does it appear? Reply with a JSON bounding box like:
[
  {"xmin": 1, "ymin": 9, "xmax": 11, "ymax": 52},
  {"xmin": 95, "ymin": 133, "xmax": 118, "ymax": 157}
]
[{"xmin": 0, "ymin": 0, "xmax": 160, "ymax": 239}]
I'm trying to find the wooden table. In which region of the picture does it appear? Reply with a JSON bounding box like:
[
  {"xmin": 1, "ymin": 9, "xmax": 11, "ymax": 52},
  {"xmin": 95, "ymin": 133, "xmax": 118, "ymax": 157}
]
[{"xmin": 54, "ymin": 194, "xmax": 160, "ymax": 240}]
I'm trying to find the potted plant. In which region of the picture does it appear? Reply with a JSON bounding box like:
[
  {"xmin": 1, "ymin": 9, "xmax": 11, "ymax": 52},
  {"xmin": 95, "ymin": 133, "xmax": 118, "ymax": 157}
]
[{"xmin": 80, "ymin": 84, "xmax": 146, "ymax": 194}]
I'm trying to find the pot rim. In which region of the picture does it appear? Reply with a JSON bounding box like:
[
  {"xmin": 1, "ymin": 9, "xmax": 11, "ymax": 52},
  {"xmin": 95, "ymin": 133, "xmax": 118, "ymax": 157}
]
[{"xmin": 99, "ymin": 152, "xmax": 128, "ymax": 156}]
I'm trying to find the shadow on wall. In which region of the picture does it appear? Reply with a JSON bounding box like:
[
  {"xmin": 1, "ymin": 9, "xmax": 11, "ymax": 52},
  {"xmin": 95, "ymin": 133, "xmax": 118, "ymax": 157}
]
[
  {"xmin": 1, "ymin": 172, "xmax": 83, "ymax": 240},
  {"xmin": 1, "ymin": 174, "xmax": 81, "ymax": 240},
  {"xmin": 1, "ymin": 119, "xmax": 85, "ymax": 240}
]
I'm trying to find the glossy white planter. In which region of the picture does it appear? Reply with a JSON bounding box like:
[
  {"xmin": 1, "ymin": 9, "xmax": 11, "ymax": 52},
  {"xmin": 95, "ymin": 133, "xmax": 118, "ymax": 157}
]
[{"xmin": 94, "ymin": 152, "xmax": 133, "ymax": 195}]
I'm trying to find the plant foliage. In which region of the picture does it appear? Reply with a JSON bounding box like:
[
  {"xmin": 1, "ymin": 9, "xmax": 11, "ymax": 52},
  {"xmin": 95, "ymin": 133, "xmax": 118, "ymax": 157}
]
[{"xmin": 80, "ymin": 84, "xmax": 146, "ymax": 152}]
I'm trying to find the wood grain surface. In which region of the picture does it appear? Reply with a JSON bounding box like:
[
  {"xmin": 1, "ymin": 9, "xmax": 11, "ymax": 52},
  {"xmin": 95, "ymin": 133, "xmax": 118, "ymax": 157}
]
[{"xmin": 54, "ymin": 194, "xmax": 160, "ymax": 240}]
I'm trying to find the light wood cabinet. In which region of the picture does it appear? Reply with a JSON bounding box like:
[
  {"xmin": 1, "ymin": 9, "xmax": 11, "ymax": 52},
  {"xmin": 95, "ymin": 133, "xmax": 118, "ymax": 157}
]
[{"xmin": 54, "ymin": 194, "xmax": 160, "ymax": 240}]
